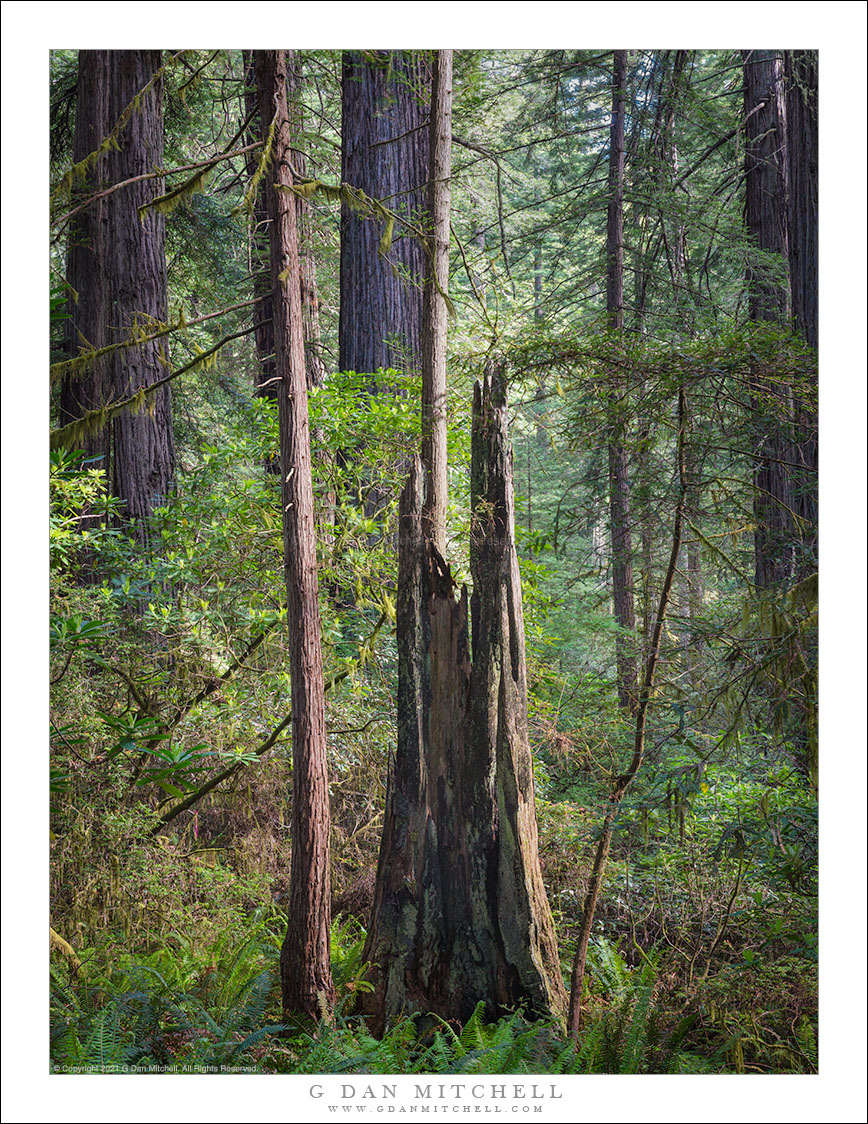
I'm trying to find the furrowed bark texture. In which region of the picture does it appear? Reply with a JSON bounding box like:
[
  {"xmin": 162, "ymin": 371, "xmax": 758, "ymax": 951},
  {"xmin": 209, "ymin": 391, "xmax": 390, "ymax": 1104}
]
[
  {"xmin": 256, "ymin": 48, "xmax": 335, "ymax": 1021},
  {"xmin": 59, "ymin": 50, "xmax": 111, "ymax": 470},
  {"xmin": 243, "ymin": 50, "xmax": 277, "ymax": 416},
  {"xmin": 104, "ymin": 50, "xmax": 175, "ymax": 535},
  {"xmin": 245, "ymin": 50, "xmax": 324, "ymax": 477},
  {"xmin": 606, "ymin": 50, "xmax": 638, "ymax": 712},
  {"xmin": 339, "ymin": 51, "xmax": 429, "ymax": 377},
  {"xmin": 360, "ymin": 373, "xmax": 565, "ymax": 1035},
  {"xmin": 743, "ymin": 50, "xmax": 793, "ymax": 589},
  {"xmin": 288, "ymin": 51, "xmax": 327, "ymax": 390}
]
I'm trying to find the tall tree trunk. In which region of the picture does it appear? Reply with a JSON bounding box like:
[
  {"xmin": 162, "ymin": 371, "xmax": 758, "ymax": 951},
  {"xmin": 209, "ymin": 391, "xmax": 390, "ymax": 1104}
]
[
  {"xmin": 606, "ymin": 50, "xmax": 638, "ymax": 713},
  {"xmin": 420, "ymin": 49, "xmax": 453, "ymax": 554},
  {"xmin": 256, "ymin": 48, "xmax": 335, "ymax": 1021},
  {"xmin": 785, "ymin": 50, "xmax": 818, "ymax": 575},
  {"xmin": 743, "ymin": 49, "xmax": 793, "ymax": 589},
  {"xmin": 660, "ymin": 52, "xmax": 703, "ymax": 681},
  {"xmin": 288, "ymin": 51, "xmax": 327, "ymax": 391},
  {"xmin": 103, "ymin": 51, "xmax": 175, "ymax": 539},
  {"xmin": 59, "ymin": 50, "xmax": 111, "ymax": 472},
  {"xmin": 339, "ymin": 51, "xmax": 428, "ymax": 377},
  {"xmin": 245, "ymin": 51, "xmax": 325, "ymax": 475},
  {"xmin": 243, "ymin": 51, "xmax": 279, "ymax": 472},
  {"xmin": 360, "ymin": 373, "xmax": 565, "ymax": 1035}
]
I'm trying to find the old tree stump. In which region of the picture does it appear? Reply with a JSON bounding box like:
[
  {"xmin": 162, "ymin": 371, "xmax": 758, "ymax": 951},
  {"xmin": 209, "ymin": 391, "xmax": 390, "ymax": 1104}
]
[{"xmin": 360, "ymin": 373, "xmax": 566, "ymax": 1034}]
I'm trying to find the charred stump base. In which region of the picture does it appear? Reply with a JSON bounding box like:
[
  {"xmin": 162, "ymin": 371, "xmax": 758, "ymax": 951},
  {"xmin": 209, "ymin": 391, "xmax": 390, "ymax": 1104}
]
[{"xmin": 359, "ymin": 374, "xmax": 565, "ymax": 1035}]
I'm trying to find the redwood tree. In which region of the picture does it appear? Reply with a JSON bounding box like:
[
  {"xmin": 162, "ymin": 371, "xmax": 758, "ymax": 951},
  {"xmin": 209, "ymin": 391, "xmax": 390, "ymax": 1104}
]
[
  {"xmin": 256, "ymin": 48, "xmax": 335, "ymax": 1021},
  {"xmin": 339, "ymin": 50, "xmax": 429, "ymax": 378},
  {"xmin": 785, "ymin": 50, "xmax": 818, "ymax": 574},
  {"xmin": 420, "ymin": 48, "xmax": 452, "ymax": 552},
  {"xmin": 103, "ymin": 50, "xmax": 175, "ymax": 536},
  {"xmin": 59, "ymin": 50, "xmax": 111, "ymax": 472},
  {"xmin": 59, "ymin": 49, "xmax": 175, "ymax": 537},
  {"xmin": 244, "ymin": 49, "xmax": 324, "ymax": 471},
  {"xmin": 743, "ymin": 49, "xmax": 793, "ymax": 589},
  {"xmin": 360, "ymin": 52, "xmax": 563, "ymax": 1033}
]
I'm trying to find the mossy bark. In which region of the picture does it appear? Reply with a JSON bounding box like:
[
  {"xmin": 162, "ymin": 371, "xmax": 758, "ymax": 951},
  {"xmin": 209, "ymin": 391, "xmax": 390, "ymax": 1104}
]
[{"xmin": 360, "ymin": 372, "xmax": 565, "ymax": 1035}]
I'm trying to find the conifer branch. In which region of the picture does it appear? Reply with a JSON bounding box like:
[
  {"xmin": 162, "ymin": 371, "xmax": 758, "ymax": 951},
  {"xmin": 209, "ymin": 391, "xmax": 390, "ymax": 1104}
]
[{"xmin": 50, "ymin": 326, "xmax": 256, "ymax": 451}]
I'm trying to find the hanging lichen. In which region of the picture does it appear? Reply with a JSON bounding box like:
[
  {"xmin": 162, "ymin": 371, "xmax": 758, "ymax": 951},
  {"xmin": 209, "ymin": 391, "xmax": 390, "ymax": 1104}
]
[
  {"xmin": 50, "ymin": 310, "xmax": 186, "ymax": 384},
  {"xmin": 50, "ymin": 326, "xmax": 253, "ymax": 451},
  {"xmin": 232, "ymin": 109, "xmax": 278, "ymax": 218},
  {"xmin": 51, "ymin": 52, "xmax": 186, "ymax": 205},
  {"xmin": 276, "ymin": 178, "xmax": 455, "ymax": 316}
]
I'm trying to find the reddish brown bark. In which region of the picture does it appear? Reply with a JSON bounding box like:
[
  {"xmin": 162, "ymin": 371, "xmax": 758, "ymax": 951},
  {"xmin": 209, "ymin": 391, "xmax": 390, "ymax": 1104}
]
[
  {"xmin": 245, "ymin": 50, "xmax": 324, "ymax": 479},
  {"xmin": 103, "ymin": 51, "xmax": 175, "ymax": 536},
  {"xmin": 59, "ymin": 51, "xmax": 112, "ymax": 472},
  {"xmin": 339, "ymin": 51, "xmax": 429, "ymax": 378},
  {"xmin": 256, "ymin": 49, "xmax": 335, "ymax": 1021},
  {"xmin": 785, "ymin": 50, "xmax": 818, "ymax": 574},
  {"xmin": 743, "ymin": 50, "xmax": 794, "ymax": 589},
  {"xmin": 60, "ymin": 50, "xmax": 175, "ymax": 536},
  {"xmin": 420, "ymin": 50, "xmax": 453, "ymax": 554}
]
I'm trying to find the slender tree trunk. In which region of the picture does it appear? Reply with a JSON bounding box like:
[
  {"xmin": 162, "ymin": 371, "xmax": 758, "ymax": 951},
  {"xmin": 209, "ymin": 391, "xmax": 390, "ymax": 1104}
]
[
  {"xmin": 606, "ymin": 50, "xmax": 638, "ymax": 713},
  {"xmin": 785, "ymin": 50, "xmax": 818, "ymax": 575},
  {"xmin": 360, "ymin": 373, "xmax": 565, "ymax": 1034},
  {"xmin": 59, "ymin": 50, "xmax": 111, "ymax": 472},
  {"xmin": 245, "ymin": 51, "xmax": 325, "ymax": 475},
  {"xmin": 420, "ymin": 49, "xmax": 453, "ymax": 554},
  {"xmin": 256, "ymin": 49, "xmax": 335, "ymax": 1021},
  {"xmin": 103, "ymin": 50, "xmax": 175, "ymax": 539},
  {"xmin": 743, "ymin": 49, "xmax": 793, "ymax": 589},
  {"xmin": 288, "ymin": 51, "xmax": 327, "ymax": 391},
  {"xmin": 568, "ymin": 389, "xmax": 688, "ymax": 1038}
]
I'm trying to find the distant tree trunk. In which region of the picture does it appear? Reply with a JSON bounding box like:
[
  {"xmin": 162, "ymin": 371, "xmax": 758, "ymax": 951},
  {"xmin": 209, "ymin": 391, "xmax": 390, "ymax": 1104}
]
[
  {"xmin": 243, "ymin": 51, "xmax": 279, "ymax": 473},
  {"xmin": 339, "ymin": 51, "xmax": 428, "ymax": 377},
  {"xmin": 743, "ymin": 49, "xmax": 793, "ymax": 589},
  {"xmin": 420, "ymin": 49, "xmax": 452, "ymax": 554},
  {"xmin": 256, "ymin": 48, "xmax": 335, "ymax": 1021},
  {"xmin": 360, "ymin": 373, "xmax": 565, "ymax": 1034},
  {"xmin": 658, "ymin": 53, "xmax": 703, "ymax": 680},
  {"xmin": 59, "ymin": 50, "xmax": 111, "ymax": 472},
  {"xmin": 533, "ymin": 235, "xmax": 548, "ymax": 444},
  {"xmin": 785, "ymin": 50, "xmax": 818, "ymax": 574},
  {"xmin": 606, "ymin": 50, "xmax": 638, "ymax": 712},
  {"xmin": 785, "ymin": 52, "xmax": 817, "ymax": 353},
  {"xmin": 103, "ymin": 50, "xmax": 175, "ymax": 538}
]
